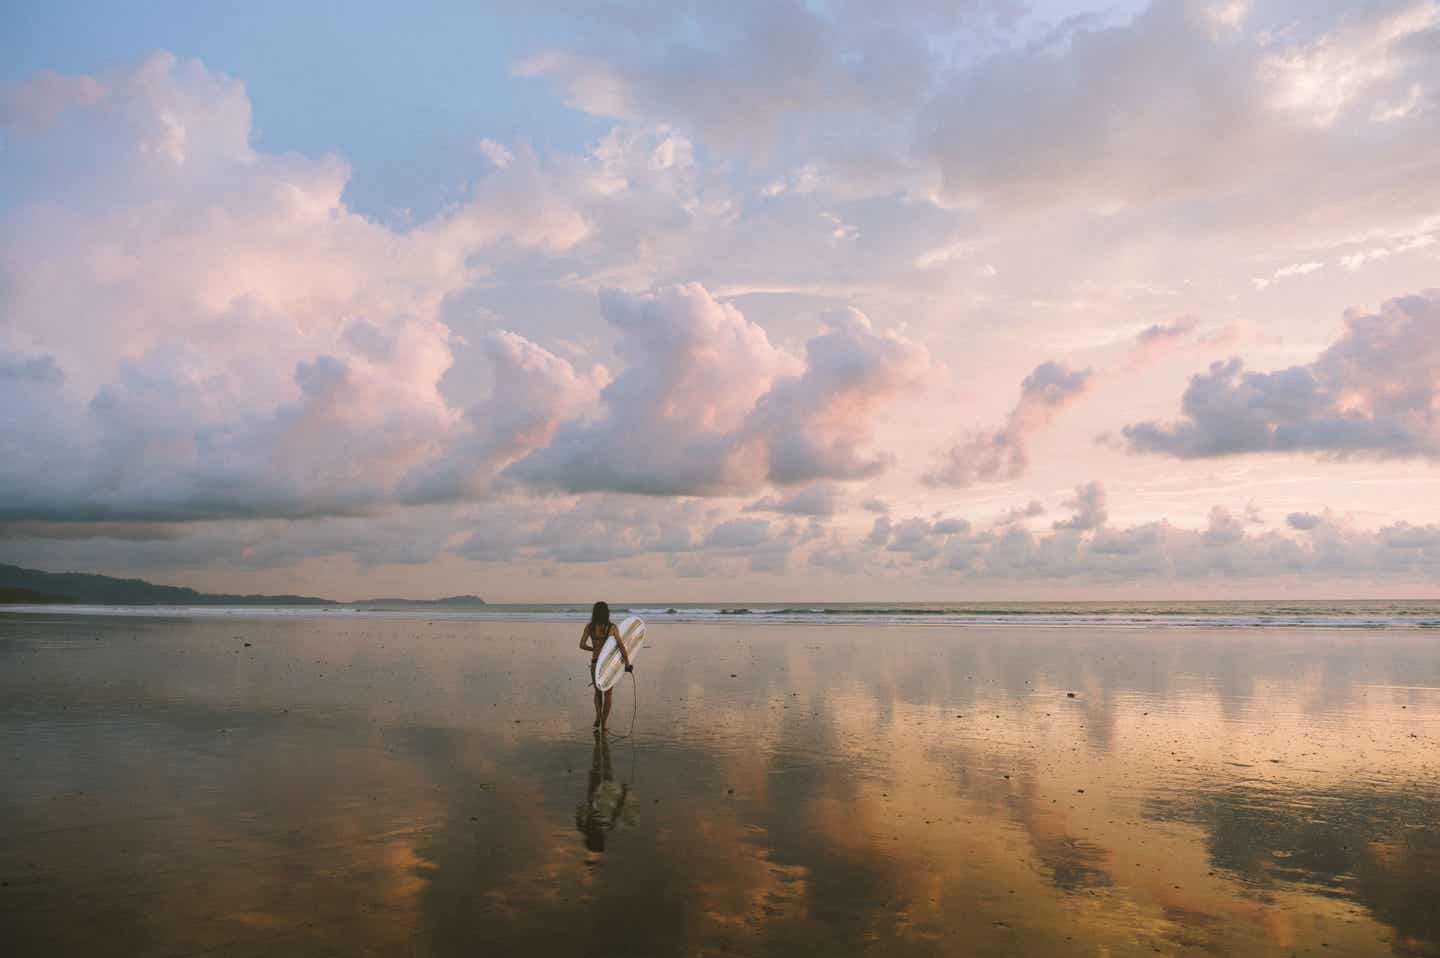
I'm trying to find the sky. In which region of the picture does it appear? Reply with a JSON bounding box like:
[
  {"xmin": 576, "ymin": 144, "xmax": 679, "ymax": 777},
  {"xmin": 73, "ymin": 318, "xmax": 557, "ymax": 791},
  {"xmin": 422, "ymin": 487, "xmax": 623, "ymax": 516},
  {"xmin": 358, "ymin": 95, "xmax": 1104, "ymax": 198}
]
[{"xmin": 1, "ymin": 0, "xmax": 1438, "ymax": 600}]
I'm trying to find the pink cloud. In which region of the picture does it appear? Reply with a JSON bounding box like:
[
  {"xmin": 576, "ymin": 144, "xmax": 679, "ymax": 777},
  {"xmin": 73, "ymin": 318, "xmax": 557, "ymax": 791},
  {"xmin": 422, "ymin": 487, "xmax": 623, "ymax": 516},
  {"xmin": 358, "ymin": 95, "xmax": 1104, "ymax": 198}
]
[
  {"xmin": 507, "ymin": 286, "xmax": 934, "ymax": 495},
  {"xmin": 925, "ymin": 360, "xmax": 1094, "ymax": 486},
  {"xmin": 0, "ymin": 56, "xmax": 597, "ymax": 521},
  {"xmin": 1124, "ymin": 289, "xmax": 1440, "ymax": 460}
]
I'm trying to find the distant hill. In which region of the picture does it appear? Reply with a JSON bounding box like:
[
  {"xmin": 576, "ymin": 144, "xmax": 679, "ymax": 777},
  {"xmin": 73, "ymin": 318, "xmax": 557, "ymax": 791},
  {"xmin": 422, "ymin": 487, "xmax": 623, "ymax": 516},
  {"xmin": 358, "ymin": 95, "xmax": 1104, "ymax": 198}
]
[
  {"xmin": 354, "ymin": 595, "xmax": 487, "ymax": 608},
  {"xmin": 0, "ymin": 563, "xmax": 337, "ymax": 606},
  {"xmin": 0, "ymin": 586, "xmax": 75, "ymax": 604},
  {"xmin": 0, "ymin": 563, "xmax": 483, "ymax": 607}
]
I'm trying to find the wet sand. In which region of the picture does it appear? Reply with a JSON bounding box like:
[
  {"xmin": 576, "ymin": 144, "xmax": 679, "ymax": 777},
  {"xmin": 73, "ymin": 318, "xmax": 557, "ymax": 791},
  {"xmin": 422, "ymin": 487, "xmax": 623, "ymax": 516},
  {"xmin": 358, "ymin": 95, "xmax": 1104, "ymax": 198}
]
[{"xmin": 2, "ymin": 612, "xmax": 1437, "ymax": 957}]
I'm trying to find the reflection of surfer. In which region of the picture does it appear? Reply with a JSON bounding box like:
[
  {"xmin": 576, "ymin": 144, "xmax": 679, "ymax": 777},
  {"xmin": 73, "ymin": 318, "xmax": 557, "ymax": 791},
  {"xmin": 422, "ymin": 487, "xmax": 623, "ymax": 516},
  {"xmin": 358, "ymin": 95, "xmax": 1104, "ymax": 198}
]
[
  {"xmin": 576, "ymin": 730, "xmax": 628, "ymax": 852},
  {"xmin": 580, "ymin": 600, "xmax": 629, "ymax": 730}
]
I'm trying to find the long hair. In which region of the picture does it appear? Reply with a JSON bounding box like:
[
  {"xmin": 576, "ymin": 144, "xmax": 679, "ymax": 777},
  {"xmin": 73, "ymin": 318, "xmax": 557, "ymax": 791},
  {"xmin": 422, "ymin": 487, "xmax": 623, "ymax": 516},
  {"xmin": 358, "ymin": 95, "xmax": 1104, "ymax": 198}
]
[{"xmin": 589, "ymin": 600, "xmax": 612, "ymax": 640}]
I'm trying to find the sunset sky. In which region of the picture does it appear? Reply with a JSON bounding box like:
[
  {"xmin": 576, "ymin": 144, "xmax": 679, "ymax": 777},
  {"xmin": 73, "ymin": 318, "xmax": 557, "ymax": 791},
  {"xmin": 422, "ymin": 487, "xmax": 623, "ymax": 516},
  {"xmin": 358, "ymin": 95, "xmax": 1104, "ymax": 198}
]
[{"xmin": 2, "ymin": 0, "xmax": 1438, "ymax": 600}]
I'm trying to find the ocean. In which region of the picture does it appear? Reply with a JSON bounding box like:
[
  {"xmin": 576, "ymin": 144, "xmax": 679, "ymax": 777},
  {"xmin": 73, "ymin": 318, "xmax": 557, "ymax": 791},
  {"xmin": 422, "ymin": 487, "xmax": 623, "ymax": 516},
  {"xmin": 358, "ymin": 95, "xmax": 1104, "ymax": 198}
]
[{"xmin": 6, "ymin": 598, "xmax": 1440, "ymax": 627}]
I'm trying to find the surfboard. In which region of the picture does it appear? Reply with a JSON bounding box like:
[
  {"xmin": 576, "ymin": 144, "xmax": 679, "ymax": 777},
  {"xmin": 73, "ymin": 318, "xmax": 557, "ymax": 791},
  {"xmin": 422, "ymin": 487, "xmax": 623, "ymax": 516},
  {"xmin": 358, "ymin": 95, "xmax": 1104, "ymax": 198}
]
[{"xmin": 593, "ymin": 615, "xmax": 646, "ymax": 692}]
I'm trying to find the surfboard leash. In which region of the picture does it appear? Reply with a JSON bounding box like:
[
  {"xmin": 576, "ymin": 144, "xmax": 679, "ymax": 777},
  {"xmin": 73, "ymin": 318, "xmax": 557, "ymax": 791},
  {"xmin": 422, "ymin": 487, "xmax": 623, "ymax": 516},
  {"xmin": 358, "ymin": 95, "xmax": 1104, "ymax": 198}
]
[
  {"xmin": 607, "ymin": 668, "xmax": 640, "ymax": 741},
  {"xmin": 628, "ymin": 667, "xmax": 638, "ymax": 737}
]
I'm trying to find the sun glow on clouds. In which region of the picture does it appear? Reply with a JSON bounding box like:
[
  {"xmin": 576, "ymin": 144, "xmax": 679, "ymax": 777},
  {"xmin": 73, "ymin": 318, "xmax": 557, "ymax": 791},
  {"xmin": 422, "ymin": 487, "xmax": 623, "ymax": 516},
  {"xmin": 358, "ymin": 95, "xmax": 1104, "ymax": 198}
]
[
  {"xmin": 0, "ymin": 56, "xmax": 931, "ymax": 572},
  {"xmin": 3, "ymin": 0, "xmax": 1440, "ymax": 597}
]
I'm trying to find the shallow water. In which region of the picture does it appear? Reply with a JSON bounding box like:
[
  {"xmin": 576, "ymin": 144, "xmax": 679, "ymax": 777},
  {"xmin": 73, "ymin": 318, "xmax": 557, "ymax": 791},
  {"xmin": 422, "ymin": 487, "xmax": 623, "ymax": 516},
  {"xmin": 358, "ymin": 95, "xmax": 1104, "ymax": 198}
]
[{"xmin": 1, "ymin": 612, "xmax": 1437, "ymax": 956}]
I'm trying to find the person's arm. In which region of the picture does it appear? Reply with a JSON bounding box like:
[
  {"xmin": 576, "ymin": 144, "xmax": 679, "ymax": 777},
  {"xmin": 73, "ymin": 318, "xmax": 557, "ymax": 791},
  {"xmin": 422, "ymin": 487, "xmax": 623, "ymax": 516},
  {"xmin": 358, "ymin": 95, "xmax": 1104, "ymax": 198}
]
[{"xmin": 579, "ymin": 625, "xmax": 594, "ymax": 652}]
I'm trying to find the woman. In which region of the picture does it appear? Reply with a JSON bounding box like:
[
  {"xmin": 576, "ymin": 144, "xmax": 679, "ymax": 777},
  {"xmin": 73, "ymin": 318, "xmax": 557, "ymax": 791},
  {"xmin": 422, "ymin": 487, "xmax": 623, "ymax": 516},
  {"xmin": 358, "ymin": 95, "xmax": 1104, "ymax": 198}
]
[{"xmin": 579, "ymin": 601, "xmax": 630, "ymax": 730}]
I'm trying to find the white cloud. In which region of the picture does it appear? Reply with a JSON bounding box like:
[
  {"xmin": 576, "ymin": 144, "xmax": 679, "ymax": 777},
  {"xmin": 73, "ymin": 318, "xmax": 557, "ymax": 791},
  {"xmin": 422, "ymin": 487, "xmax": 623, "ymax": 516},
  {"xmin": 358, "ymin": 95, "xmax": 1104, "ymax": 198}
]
[
  {"xmin": 397, "ymin": 331, "xmax": 603, "ymax": 504},
  {"xmin": 0, "ymin": 56, "xmax": 696, "ymax": 522},
  {"xmin": 507, "ymin": 287, "xmax": 934, "ymax": 494},
  {"xmin": 1252, "ymin": 260, "xmax": 1325, "ymax": 290},
  {"xmin": 1260, "ymin": 2, "xmax": 1439, "ymax": 127},
  {"xmin": 1339, "ymin": 232, "xmax": 1434, "ymax": 271},
  {"xmin": 476, "ymin": 138, "xmax": 515, "ymax": 169}
]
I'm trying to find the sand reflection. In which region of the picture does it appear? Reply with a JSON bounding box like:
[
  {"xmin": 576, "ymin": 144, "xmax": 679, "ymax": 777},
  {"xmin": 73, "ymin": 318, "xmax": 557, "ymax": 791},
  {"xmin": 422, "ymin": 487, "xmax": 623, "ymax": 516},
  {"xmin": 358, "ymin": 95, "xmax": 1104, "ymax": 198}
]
[{"xmin": 1, "ymin": 613, "xmax": 1436, "ymax": 956}]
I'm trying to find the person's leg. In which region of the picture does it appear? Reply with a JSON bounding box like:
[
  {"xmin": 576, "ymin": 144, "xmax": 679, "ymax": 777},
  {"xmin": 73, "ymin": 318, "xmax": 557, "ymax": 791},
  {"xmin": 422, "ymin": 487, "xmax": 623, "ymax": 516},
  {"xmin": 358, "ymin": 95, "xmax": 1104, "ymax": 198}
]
[
  {"xmin": 601, "ymin": 689, "xmax": 613, "ymax": 728},
  {"xmin": 593, "ymin": 687, "xmax": 603, "ymax": 727}
]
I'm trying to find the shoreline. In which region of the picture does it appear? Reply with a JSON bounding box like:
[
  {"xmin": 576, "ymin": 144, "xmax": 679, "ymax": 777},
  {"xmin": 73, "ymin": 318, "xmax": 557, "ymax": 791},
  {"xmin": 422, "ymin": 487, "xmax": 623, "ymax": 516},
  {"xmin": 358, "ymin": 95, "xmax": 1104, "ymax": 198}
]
[{"xmin": 4, "ymin": 600, "xmax": 1440, "ymax": 629}]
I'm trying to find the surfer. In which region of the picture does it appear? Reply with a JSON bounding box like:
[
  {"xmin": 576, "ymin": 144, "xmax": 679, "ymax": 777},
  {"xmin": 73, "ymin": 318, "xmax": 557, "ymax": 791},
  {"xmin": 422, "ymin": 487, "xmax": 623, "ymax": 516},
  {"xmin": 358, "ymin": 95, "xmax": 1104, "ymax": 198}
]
[{"xmin": 580, "ymin": 600, "xmax": 630, "ymax": 730}]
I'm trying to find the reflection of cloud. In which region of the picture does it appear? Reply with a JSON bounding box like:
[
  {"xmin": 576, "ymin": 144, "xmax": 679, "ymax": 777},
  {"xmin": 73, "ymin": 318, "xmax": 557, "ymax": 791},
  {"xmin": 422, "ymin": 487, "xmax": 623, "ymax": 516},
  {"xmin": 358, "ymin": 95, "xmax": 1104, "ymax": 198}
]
[
  {"xmin": 1147, "ymin": 782, "xmax": 1440, "ymax": 954},
  {"xmin": 9, "ymin": 614, "xmax": 1437, "ymax": 956},
  {"xmin": 1037, "ymin": 836, "xmax": 1113, "ymax": 891}
]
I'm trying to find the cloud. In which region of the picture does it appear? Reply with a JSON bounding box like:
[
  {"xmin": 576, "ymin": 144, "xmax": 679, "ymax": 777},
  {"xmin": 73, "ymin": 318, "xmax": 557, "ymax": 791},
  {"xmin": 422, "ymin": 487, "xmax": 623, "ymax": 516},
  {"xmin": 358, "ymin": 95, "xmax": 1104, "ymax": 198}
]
[
  {"xmin": 1123, "ymin": 289, "xmax": 1440, "ymax": 460},
  {"xmin": 818, "ymin": 488, "xmax": 1440, "ymax": 586},
  {"xmin": 6, "ymin": 8, "xmax": 1440, "ymax": 596},
  {"xmin": 514, "ymin": 51, "xmax": 637, "ymax": 118},
  {"xmin": 8, "ymin": 476, "xmax": 1438, "ymax": 592},
  {"xmin": 502, "ymin": 283, "xmax": 796, "ymax": 495},
  {"xmin": 886, "ymin": 517, "xmax": 948, "ymax": 559},
  {"xmin": 1252, "ymin": 260, "xmax": 1324, "ymax": 291},
  {"xmin": 925, "ymin": 361, "xmax": 1094, "ymax": 486},
  {"xmin": 511, "ymin": 0, "xmax": 1016, "ymax": 156},
  {"xmin": 449, "ymin": 494, "xmax": 814, "ymax": 574},
  {"xmin": 1339, "ymin": 233, "xmax": 1435, "ymax": 271},
  {"xmin": 0, "ymin": 69, "xmax": 107, "ymax": 131},
  {"xmin": 1052, "ymin": 482, "xmax": 1107, "ymax": 531},
  {"xmin": 0, "ymin": 353, "xmax": 63, "ymax": 384},
  {"xmin": 0, "ymin": 54, "xmax": 602, "ymax": 522},
  {"xmin": 398, "ymin": 332, "xmax": 602, "ymax": 504},
  {"xmin": 745, "ymin": 484, "xmax": 842, "ymax": 517},
  {"xmin": 1136, "ymin": 316, "xmax": 1201, "ymax": 350},
  {"xmin": 924, "ymin": 1, "xmax": 1255, "ymax": 209},
  {"xmin": 848, "ymin": 513, "xmax": 973, "ymax": 562},
  {"xmin": 0, "ymin": 54, "xmax": 942, "ymax": 529},
  {"xmin": 704, "ymin": 518, "xmax": 772, "ymax": 550},
  {"xmin": 2, "ymin": 56, "xmax": 943, "ymax": 524},
  {"xmin": 751, "ymin": 307, "xmax": 936, "ymax": 484},
  {"xmin": 1126, "ymin": 316, "xmax": 1245, "ymax": 370},
  {"xmin": 921, "ymin": 0, "xmax": 1440, "ymax": 213},
  {"xmin": 507, "ymin": 286, "xmax": 933, "ymax": 495},
  {"xmin": 995, "ymin": 499, "xmax": 1045, "ymax": 525},
  {"xmin": 458, "ymin": 496, "xmax": 702, "ymax": 564}
]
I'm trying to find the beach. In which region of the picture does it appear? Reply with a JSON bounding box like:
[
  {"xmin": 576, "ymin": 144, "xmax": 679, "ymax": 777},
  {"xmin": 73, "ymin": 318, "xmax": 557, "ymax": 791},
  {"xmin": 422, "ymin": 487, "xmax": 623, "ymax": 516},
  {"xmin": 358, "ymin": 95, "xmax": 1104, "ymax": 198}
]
[{"xmin": 2, "ymin": 609, "xmax": 1437, "ymax": 956}]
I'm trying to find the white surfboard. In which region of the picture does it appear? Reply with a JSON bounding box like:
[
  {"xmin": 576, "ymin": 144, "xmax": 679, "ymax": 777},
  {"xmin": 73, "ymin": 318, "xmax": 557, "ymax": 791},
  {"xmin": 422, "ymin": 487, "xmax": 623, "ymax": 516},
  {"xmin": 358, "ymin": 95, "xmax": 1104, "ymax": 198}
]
[{"xmin": 594, "ymin": 615, "xmax": 646, "ymax": 692}]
